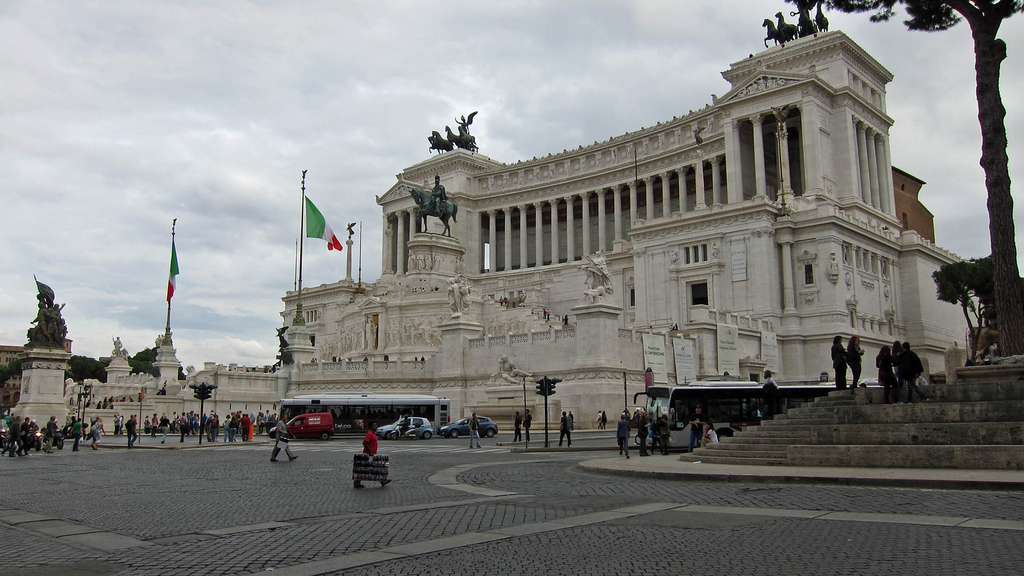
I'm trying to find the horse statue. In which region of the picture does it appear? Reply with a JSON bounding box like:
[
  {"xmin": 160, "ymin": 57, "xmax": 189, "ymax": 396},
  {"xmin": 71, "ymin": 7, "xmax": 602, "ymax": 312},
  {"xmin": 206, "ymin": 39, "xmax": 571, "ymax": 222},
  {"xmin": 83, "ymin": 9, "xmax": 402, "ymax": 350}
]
[
  {"xmin": 790, "ymin": 3, "xmax": 816, "ymax": 38},
  {"xmin": 428, "ymin": 130, "xmax": 454, "ymax": 154},
  {"xmin": 775, "ymin": 12, "xmax": 799, "ymax": 44},
  {"xmin": 763, "ymin": 19, "xmax": 784, "ymax": 47},
  {"xmin": 815, "ymin": 0, "xmax": 829, "ymax": 33},
  {"xmin": 445, "ymin": 125, "xmax": 478, "ymax": 152},
  {"xmin": 408, "ymin": 186, "xmax": 459, "ymax": 237}
]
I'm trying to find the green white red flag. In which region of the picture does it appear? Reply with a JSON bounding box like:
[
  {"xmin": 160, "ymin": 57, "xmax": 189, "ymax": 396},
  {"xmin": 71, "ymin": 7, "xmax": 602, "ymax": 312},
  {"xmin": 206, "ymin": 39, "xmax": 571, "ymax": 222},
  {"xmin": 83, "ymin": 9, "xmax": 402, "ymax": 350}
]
[
  {"xmin": 166, "ymin": 240, "xmax": 179, "ymax": 302},
  {"xmin": 305, "ymin": 197, "xmax": 343, "ymax": 251}
]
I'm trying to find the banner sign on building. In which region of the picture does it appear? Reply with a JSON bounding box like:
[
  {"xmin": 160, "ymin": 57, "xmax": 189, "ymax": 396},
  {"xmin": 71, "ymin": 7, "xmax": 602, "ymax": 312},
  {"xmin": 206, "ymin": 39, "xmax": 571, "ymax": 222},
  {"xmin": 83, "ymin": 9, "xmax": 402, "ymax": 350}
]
[
  {"xmin": 716, "ymin": 324, "xmax": 740, "ymax": 376},
  {"xmin": 730, "ymin": 240, "xmax": 747, "ymax": 282},
  {"xmin": 672, "ymin": 337, "xmax": 697, "ymax": 384},
  {"xmin": 641, "ymin": 333, "xmax": 668, "ymax": 384},
  {"xmin": 761, "ymin": 331, "xmax": 779, "ymax": 373}
]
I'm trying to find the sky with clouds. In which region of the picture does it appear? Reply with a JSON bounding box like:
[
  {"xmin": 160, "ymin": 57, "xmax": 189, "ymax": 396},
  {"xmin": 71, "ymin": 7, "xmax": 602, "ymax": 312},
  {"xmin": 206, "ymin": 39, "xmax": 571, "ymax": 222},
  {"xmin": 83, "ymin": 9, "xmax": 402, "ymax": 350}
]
[{"xmin": 1, "ymin": 1, "xmax": 1021, "ymax": 370}]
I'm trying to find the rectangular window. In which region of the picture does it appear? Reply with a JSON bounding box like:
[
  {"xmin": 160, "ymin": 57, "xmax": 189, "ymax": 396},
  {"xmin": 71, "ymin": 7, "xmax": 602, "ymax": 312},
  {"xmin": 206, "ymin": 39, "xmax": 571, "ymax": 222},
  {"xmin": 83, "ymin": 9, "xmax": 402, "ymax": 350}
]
[
  {"xmin": 691, "ymin": 282, "xmax": 709, "ymax": 306},
  {"xmin": 701, "ymin": 244, "xmax": 708, "ymax": 262},
  {"xmin": 804, "ymin": 264, "xmax": 814, "ymax": 285},
  {"xmin": 684, "ymin": 248, "xmax": 690, "ymax": 264},
  {"xmin": 630, "ymin": 288, "xmax": 636, "ymax": 307}
]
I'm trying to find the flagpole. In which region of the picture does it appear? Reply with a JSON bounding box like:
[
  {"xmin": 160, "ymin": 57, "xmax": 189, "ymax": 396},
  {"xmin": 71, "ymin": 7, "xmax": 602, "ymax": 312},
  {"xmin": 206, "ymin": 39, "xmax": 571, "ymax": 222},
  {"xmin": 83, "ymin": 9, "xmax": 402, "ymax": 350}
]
[
  {"xmin": 164, "ymin": 218, "xmax": 176, "ymax": 341},
  {"xmin": 293, "ymin": 170, "xmax": 307, "ymax": 326},
  {"xmin": 293, "ymin": 239, "xmax": 298, "ymax": 291},
  {"xmin": 356, "ymin": 221, "xmax": 363, "ymax": 292}
]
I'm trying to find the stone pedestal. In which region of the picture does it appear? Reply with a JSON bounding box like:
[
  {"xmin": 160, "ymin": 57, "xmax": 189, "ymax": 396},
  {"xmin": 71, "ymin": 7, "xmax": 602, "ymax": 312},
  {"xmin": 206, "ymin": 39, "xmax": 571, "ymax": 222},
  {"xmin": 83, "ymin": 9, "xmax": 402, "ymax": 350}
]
[
  {"xmin": 285, "ymin": 323, "xmax": 317, "ymax": 385},
  {"xmin": 439, "ymin": 317, "xmax": 484, "ymax": 378},
  {"xmin": 571, "ymin": 301, "xmax": 624, "ymax": 369},
  {"xmin": 105, "ymin": 357, "xmax": 131, "ymax": 384},
  {"xmin": 15, "ymin": 346, "xmax": 72, "ymax": 421},
  {"xmin": 153, "ymin": 335, "xmax": 183, "ymax": 394},
  {"xmin": 405, "ymin": 233, "xmax": 467, "ymax": 280}
]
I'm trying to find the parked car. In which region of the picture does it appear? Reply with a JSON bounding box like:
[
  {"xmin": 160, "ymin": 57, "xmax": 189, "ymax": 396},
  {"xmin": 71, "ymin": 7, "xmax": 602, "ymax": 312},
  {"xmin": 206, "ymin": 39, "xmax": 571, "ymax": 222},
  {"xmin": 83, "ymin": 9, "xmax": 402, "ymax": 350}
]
[
  {"xmin": 286, "ymin": 412, "xmax": 335, "ymax": 440},
  {"xmin": 378, "ymin": 417, "xmax": 434, "ymax": 440},
  {"xmin": 439, "ymin": 416, "xmax": 497, "ymax": 438}
]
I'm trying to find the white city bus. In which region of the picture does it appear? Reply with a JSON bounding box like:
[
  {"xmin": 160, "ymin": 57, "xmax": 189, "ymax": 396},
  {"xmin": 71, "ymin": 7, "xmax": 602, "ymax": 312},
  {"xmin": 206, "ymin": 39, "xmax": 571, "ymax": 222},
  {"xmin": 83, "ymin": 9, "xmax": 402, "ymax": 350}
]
[
  {"xmin": 281, "ymin": 393, "xmax": 450, "ymax": 435},
  {"xmin": 633, "ymin": 381, "xmax": 837, "ymax": 447}
]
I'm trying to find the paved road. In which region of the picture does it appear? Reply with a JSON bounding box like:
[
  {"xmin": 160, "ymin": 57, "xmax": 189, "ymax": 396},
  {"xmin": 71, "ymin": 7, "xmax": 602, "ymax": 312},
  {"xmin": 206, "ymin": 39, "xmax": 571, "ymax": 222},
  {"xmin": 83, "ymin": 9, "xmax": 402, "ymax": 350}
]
[{"xmin": 1, "ymin": 435, "xmax": 1022, "ymax": 575}]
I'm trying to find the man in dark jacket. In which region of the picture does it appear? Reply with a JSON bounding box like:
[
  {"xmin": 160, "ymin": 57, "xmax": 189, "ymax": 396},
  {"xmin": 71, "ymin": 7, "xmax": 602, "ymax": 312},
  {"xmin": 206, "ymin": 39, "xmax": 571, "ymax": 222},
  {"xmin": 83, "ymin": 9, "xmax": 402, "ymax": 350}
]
[
  {"xmin": 126, "ymin": 415, "xmax": 138, "ymax": 448},
  {"xmin": 899, "ymin": 342, "xmax": 927, "ymax": 403},
  {"xmin": 43, "ymin": 416, "xmax": 57, "ymax": 453},
  {"xmin": 513, "ymin": 411, "xmax": 523, "ymax": 442},
  {"xmin": 6, "ymin": 417, "xmax": 22, "ymax": 457},
  {"xmin": 558, "ymin": 411, "xmax": 571, "ymax": 447},
  {"xmin": 615, "ymin": 412, "xmax": 630, "ymax": 459}
]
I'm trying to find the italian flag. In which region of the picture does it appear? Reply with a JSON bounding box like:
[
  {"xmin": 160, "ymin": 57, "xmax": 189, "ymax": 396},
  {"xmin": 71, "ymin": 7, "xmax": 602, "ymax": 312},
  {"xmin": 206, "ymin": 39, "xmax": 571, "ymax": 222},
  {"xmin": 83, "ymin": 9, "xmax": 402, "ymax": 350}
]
[
  {"xmin": 305, "ymin": 197, "xmax": 343, "ymax": 251},
  {"xmin": 166, "ymin": 240, "xmax": 179, "ymax": 302}
]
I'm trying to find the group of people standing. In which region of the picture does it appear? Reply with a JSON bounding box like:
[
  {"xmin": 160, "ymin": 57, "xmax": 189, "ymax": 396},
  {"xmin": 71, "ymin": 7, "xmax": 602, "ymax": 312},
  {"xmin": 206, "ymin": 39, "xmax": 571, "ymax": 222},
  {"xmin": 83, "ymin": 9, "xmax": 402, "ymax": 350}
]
[{"xmin": 832, "ymin": 336, "xmax": 927, "ymax": 404}]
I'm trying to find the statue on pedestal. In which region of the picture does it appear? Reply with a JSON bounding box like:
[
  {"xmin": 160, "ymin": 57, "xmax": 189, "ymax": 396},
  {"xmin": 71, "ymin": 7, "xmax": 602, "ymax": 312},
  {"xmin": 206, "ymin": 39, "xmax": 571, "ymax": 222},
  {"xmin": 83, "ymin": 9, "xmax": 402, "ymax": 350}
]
[
  {"xmin": 26, "ymin": 278, "xmax": 68, "ymax": 348},
  {"xmin": 111, "ymin": 336, "xmax": 129, "ymax": 360},
  {"xmin": 409, "ymin": 174, "xmax": 459, "ymax": 237},
  {"xmin": 447, "ymin": 274, "xmax": 472, "ymax": 317},
  {"xmin": 581, "ymin": 251, "xmax": 614, "ymax": 303},
  {"xmin": 491, "ymin": 354, "xmax": 532, "ymax": 385}
]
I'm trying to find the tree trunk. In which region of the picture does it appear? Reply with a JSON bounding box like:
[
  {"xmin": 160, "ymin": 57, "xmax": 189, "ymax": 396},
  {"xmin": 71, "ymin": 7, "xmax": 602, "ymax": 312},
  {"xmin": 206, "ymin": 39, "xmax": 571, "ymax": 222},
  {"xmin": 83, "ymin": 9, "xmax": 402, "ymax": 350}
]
[{"xmin": 970, "ymin": 23, "xmax": 1024, "ymax": 355}]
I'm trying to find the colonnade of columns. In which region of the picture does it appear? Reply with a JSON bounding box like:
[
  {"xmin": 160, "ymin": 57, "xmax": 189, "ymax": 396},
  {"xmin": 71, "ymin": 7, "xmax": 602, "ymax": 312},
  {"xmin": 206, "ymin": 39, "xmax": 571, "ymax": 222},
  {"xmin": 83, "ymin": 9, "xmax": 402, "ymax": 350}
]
[{"xmin": 853, "ymin": 117, "xmax": 893, "ymax": 214}]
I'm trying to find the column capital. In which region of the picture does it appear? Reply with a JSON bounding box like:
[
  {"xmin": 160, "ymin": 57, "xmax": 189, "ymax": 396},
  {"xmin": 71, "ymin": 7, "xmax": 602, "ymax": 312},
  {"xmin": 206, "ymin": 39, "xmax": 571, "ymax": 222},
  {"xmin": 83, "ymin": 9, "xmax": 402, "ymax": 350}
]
[
  {"xmin": 713, "ymin": 154, "xmax": 723, "ymax": 166},
  {"xmin": 750, "ymin": 114, "xmax": 764, "ymax": 126}
]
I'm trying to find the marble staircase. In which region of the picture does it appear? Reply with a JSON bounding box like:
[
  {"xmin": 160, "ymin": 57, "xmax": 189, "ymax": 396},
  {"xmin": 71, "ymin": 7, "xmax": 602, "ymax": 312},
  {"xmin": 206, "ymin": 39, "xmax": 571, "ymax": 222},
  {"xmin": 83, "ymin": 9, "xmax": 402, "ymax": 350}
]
[{"xmin": 682, "ymin": 379, "xmax": 1024, "ymax": 470}]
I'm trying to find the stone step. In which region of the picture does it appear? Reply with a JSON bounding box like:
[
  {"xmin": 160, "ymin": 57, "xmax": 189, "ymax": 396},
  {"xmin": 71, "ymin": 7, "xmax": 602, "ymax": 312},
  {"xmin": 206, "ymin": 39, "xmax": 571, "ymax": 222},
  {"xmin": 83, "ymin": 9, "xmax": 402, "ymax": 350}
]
[
  {"xmin": 808, "ymin": 422, "xmax": 1024, "ymax": 446},
  {"xmin": 779, "ymin": 407, "xmax": 835, "ymax": 418},
  {"xmin": 738, "ymin": 429, "xmax": 812, "ymax": 440},
  {"xmin": 759, "ymin": 418, "xmax": 833, "ymax": 427},
  {"xmin": 787, "ymin": 444, "xmax": 1024, "ymax": 470},
  {"xmin": 720, "ymin": 435, "xmax": 808, "ymax": 445},
  {"xmin": 833, "ymin": 400, "xmax": 1024, "ymax": 425},
  {"xmin": 698, "ymin": 444, "xmax": 788, "ymax": 458},
  {"xmin": 680, "ymin": 453, "xmax": 788, "ymax": 466},
  {"xmin": 929, "ymin": 380, "xmax": 1024, "ymax": 403}
]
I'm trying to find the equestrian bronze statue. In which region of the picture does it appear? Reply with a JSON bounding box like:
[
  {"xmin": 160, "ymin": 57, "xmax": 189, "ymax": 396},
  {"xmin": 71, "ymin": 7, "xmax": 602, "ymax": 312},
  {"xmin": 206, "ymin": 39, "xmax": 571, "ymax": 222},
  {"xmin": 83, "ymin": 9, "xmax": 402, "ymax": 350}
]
[{"xmin": 408, "ymin": 174, "xmax": 459, "ymax": 237}]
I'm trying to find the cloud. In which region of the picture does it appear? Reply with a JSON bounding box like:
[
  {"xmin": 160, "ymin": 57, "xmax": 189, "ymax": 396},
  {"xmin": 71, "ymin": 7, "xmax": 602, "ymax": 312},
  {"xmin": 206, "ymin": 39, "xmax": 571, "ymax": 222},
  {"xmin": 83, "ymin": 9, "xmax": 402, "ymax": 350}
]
[{"xmin": 1, "ymin": 0, "xmax": 1021, "ymax": 369}]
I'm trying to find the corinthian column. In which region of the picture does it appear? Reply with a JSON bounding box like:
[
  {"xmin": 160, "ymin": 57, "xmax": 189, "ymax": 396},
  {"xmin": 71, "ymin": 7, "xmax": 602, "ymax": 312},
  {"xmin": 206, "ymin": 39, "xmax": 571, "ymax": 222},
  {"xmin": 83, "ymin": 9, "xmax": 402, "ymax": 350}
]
[
  {"xmin": 597, "ymin": 189, "xmax": 607, "ymax": 252},
  {"xmin": 613, "ymin": 185, "xmax": 622, "ymax": 243},
  {"xmin": 566, "ymin": 195, "xmax": 576, "ymax": 262},
  {"xmin": 581, "ymin": 191, "xmax": 591, "ymax": 255},
  {"xmin": 549, "ymin": 200, "xmax": 558, "ymax": 265},
  {"xmin": 518, "ymin": 205, "xmax": 528, "ymax": 269},
  {"xmin": 856, "ymin": 120, "xmax": 871, "ymax": 203},
  {"xmin": 488, "ymin": 209, "xmax": 497, "ymax": 273},
  {"xmin": 752, "ymin": 116, "xmax": 767, "ymax": 198},
  {"xmin": 503, "ymin": 208, "xmax": 512, "ymax": 271},
  {"xmin": 694, "ymin": 161, "xmax": 707, "ymax": 210},
  {"xmin": 396, "ymin": 210, "xmax": 406, "ymax": 275},
  {"xmin": 866, "ymin": 129, "xmax": 880, "ymax": 209},
  {"xmin": 662, "ymin": 172, "xmax": 672, "ymax": 216},
  {"xmin": 535, "ymin": 202, "xmax": 544, "ymax": 267},
  {"xmin": 645, "ymin": 177, "xmax": 655, "ymax": 219},
  {"xmin": 712, "ymin": 156, "xmax": 723, "ymax": 205}
]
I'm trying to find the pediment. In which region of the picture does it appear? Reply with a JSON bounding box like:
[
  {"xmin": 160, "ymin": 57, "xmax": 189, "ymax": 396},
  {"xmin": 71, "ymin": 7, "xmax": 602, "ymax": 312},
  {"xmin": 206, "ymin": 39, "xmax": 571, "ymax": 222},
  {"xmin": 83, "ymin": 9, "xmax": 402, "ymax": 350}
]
[
  {"xmin": 379, "ymin": 181, "xmax": 415, "ymax": 204},
  {"xmin": 719, "ymin": 71, "xmax": 812, "ymax": 104}
]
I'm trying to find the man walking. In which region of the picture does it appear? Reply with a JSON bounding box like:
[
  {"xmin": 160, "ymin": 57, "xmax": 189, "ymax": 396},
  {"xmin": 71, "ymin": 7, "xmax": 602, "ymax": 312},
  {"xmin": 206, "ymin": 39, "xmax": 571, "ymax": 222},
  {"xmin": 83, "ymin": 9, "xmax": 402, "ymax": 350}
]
[
  {"xmin": 513, "ymin": 411, "xmax": 523, "ymax": 442},
  {"xmin": 468, "ymin": 413, "xmax": 481, "ymax": 448},
  {"xmin": 178, "ymin": 414, "xmax": 190, "ymax": 443},
  {"xmin": 524, "ymin": 409, "xmax": 532, "ymax": 442},
  {"xmin": 126, "ymin": 415, "xmax": 138, "ymax": 448},
  {"xmin": 615, "ymin": 412, "xmax": 630, "ymax": 459},
  {"xmin": 270, "ymin": 413, "xmax": 298, "ymax": 462},
  {"xmin": 558, "ymin": 411, "xmax": 572, "ymax": 447},
  {"xmin": 43, "ymin": 416, "xmax": 57, "ymax": 453},
  {"xmin": 353, "ymin": 421, "xmax": 389, "ymax": 488}
]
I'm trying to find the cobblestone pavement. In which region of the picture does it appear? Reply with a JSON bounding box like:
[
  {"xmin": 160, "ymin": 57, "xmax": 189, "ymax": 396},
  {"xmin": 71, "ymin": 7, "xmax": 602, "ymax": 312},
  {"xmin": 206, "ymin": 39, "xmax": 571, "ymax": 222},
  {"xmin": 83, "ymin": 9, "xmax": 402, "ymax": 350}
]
[{"xmin": 1, "ymin": 437, "xmax": 1022, "ymax": 575}]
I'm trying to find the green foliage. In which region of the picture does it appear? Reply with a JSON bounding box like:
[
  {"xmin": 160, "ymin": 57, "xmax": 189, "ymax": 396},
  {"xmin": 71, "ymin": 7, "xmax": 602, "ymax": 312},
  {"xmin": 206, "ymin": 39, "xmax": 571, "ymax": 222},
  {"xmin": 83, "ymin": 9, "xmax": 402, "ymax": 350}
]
[
  {"xmin": 806, "ymin": 1, "xmax": 1021, "ymax": 31},
  {"xmin": 129, "ymin": 347, "xmax": 160, "ymax": 378},
  {"xmin": 933, "ymin": 256, "xmax": 996, "ymax": 358},
  {"xmin": 66, "ymin": 355, "xmax": 110, "ymax": 383},
  {"xmin": 0, "ymin": 358, "xmax": 25, "ymax": 385}
]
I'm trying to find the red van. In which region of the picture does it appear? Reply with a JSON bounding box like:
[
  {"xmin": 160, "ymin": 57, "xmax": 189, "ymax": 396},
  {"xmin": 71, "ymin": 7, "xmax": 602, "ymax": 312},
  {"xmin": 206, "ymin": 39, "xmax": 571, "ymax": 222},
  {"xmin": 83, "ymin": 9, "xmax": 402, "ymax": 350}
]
[{"xmin": 287, "ymin": 412, "xmax": 335, "ymax": 440}]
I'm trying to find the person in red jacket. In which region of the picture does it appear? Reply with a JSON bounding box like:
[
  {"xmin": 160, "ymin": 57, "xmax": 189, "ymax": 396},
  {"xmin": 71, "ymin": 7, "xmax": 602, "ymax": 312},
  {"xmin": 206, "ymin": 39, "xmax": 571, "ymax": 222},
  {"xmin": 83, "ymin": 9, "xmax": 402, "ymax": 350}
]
[
  {"xmin": 354, "ymin": 422, "xmax": 390, "ymax": 488},
  {"xmin": 240, "ymin": 414, "xmax": 252, "ymax": 442}
]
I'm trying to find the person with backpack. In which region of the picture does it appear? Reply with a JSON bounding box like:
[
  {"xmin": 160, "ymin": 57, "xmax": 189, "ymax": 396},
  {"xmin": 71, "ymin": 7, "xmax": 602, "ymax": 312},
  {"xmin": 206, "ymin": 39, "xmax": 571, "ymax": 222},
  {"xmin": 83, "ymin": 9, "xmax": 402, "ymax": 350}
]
[{"xmin": 899, "ymin": 341, "xmax": 927, "ymax": 403}]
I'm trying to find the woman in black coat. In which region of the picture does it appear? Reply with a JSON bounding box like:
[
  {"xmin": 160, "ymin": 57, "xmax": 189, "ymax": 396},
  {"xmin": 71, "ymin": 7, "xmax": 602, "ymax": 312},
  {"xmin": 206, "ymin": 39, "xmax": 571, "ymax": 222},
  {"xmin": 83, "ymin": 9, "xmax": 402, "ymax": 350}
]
[
  {"xmin": 847, "ymin": 336, "xmax": 865, "ymax": 393},
  {"xmin": 831, "ymin": 335, "xmax": 848, "ymax": 390}
]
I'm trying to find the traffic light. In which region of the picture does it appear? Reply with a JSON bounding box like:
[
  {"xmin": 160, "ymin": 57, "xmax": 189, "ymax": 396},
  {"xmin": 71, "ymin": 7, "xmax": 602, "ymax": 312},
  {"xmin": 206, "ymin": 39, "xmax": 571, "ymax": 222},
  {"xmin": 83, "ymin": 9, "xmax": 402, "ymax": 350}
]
[
  {"xmin": 189, "ymin": 383, "xmax": 218, "ymax": 401},
  {"xmin": 535, "ymin": 377, "xmax": 548, "ymax": 396},
  {"xmin": 548, "ymin": 377, "xmax": 560, "ymax": 395}
]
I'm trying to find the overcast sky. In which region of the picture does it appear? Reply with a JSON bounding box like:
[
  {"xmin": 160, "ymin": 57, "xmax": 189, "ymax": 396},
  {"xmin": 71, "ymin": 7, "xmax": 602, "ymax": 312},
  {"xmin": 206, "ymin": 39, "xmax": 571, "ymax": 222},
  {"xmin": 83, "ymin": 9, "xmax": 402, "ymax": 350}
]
[{"xmin": 2, "ymin": 1, "xmax": 1021, "ymax": 370}]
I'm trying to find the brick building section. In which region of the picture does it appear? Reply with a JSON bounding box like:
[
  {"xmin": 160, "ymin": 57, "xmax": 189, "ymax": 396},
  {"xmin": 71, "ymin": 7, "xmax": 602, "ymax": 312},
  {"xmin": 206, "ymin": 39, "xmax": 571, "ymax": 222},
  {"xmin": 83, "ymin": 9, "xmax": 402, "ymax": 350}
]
[{"xmin": 892, "ymin": 166, "xmax": 935, "ymax": 243}]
